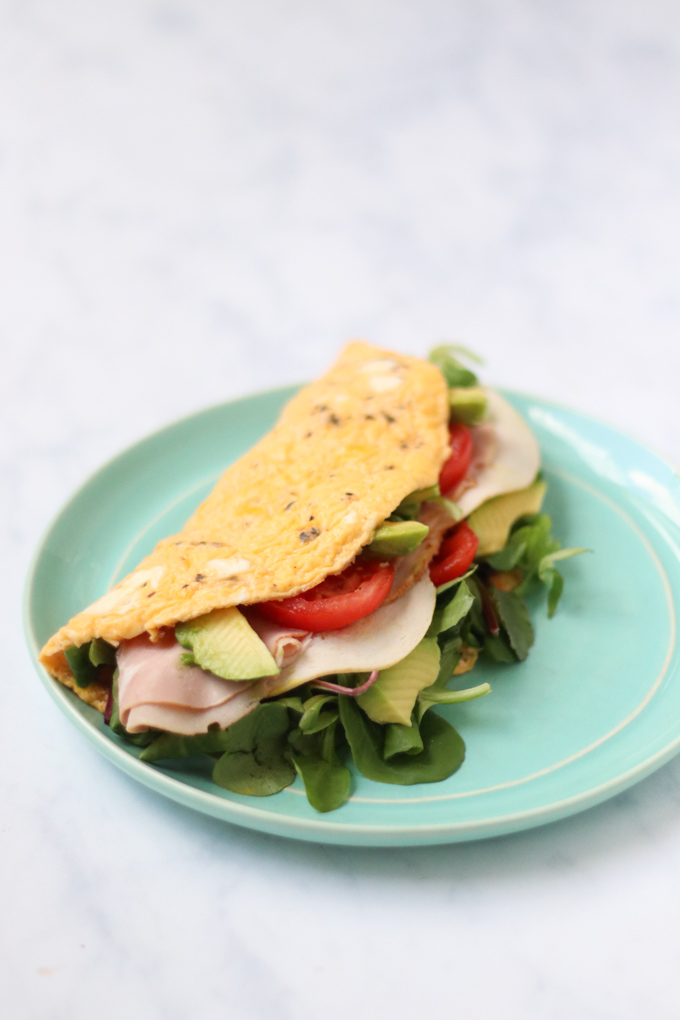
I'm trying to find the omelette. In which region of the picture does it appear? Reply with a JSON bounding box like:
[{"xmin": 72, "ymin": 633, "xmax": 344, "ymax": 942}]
[{"xmin": 39, "ymin": 341, "xmax": 545, "ymax": 752}]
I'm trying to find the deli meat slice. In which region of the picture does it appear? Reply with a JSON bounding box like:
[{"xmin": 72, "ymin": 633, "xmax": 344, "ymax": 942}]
[
  {"xmin": 125, "ymin": 688, "xmax": 260, "ymax": 735},
  {"xmin": 243, "ymin": 611, "xmax": 311, "ymax": 668},
  {"xmin": 117, "ymin": 632, "xmax": 254, "ymax": 733},
  {"xmin": 386, "ymin": 502, "xmax": 453, "ymax": 604}
]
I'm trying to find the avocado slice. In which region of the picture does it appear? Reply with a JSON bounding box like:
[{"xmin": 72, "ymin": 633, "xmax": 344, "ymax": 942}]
[
  {"xmin": 468, "ymin": 480, "xmax": 547, "ymax": 556},
  {"xmin": 175, "ymin": 606, "xmax": 279, "ymax": 681},
  {"xmin": 399, "ymin": 483, "xmax": 440, "ymax": 505},
  {"xmin": 449, "ymin": 386, "xmax": 488, "ymax": 425},
  {"xmin": 357, "ymin": 638, "xmax": 441, "ymax": 726},
  {"xmin": 366, "ymin": 520, "xmax": 429, "ymax": 558}
]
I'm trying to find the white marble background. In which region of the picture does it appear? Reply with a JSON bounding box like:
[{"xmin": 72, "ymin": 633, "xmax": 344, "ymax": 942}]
[{"xmin": 3, "ymin": 1, "xmax": 680, "ymax": 1017}]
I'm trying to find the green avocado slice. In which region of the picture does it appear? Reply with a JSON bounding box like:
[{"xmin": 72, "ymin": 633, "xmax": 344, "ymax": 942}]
[
  {"xmin": 175, "ymin": 606, "xmax": 279, "ymax": 681},
  {"xmin": 357, "ymin": 638, "xmax": 441, "ymax": 726},
  {"xmin": 448, "ymin": 386, "xmax": 488, "ymax": 425},
  {"xmin": 365, "ymin": 520, "xmax": 429, "ymax": 558}
]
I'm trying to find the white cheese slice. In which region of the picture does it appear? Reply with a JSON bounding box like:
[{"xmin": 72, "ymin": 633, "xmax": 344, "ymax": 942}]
[
  {"xmin": 457, "ymin": 388, "xmax": 541, "ymax": 517},
  {"xmin": 259, "ymin": 574, "xmax": 437, "ymax": 697}
]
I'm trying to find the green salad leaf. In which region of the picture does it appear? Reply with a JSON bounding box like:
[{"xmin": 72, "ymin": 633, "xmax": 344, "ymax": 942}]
[
  {"xmin": 289, "ymin": 721, "xmax": 351, "ymax": 812},
  {"xmin": 299, "ymin": 694, "xmax": 339, "ymax": 734},
  {"xmin": 491, "ymin": 588, "xmax": 534, "ymax": 661},
  {"xmin": 212, "ymin": 703, "xmax": 296, "ymax": 797},
  {"xmin": 485, "ymin": 513, "xmax": 588, "ymax": 616},
  {"xmin": 64, "ymin": 643, "xmax": 97, "ymax": 688},
  {"xmin": 383, "ymin": 715, "xmax": 424, "ymax": 758},
  {"xmin": 416, "ymin": 682, "xmax": 491, "ymax": 723},
  {"xmin": 339, "ymin": 697, "xmax": 465, "ymax": 785},
  {"xmin": 89, "ymin": 638, "xmax": 116, "ymax": 668},
  {"xmin": 429, "ymin": 344, "xmax": 481, "ymax": 388}
]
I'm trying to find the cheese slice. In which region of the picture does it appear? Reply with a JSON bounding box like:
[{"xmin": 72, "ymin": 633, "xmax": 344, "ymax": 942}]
[
  {"xmin": 258, "ymin": 575, "xmax": 437, "ymax": 697},
  {"xmin": 457, "ymin": 388, "xmax": 541, "ymax": 517}
]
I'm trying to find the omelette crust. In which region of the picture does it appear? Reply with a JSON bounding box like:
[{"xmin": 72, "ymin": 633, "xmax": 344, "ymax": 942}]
[{"xmin": 40, "ymin": 342, "xmax": 449, "ymax": 687}]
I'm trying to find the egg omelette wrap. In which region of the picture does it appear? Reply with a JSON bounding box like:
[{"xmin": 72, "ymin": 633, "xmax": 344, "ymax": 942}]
[{"xmin": 39, "ymin": 342, "xmax": 451, "ymax": 711}]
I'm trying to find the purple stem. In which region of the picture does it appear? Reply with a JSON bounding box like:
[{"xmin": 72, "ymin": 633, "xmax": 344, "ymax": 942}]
[
  {"xmin": 104, "ymin": 685, "xmax": 114, "ymax": 725},
  {"xmin": 478, "ymin": 580, "xmax": 500, "ymax": 636},
  {"xmin": 311, "ymin": 670, "xmax": 379, "ymax": 697}
]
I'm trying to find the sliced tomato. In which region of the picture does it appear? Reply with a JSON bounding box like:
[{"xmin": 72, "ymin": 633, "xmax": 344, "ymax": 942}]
[
  {"xmin": 257, "ymin": 559, "xmax": 395, "ymax": 632},
  {"xmin": 438, "ymin": 422, "xmax": 473, "ymax": 495},
  {"xmin": 429, "ymin": 520, "xmax": 479, "ymax": 587}
]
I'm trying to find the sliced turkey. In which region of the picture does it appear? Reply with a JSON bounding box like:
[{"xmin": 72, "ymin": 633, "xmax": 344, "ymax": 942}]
[
  {"xmin": 257, "ymin": 574, "xmax": 436, "ymax": 697},
  {"xmin": 242, "ymin": 611, "xmax": 312, "ymax": 668},
  {"xmin": 117, "ymin": 633, "xmax": 256, "ymax": 735},
  {"xmin": 454, "ymin": 389, "xmax": 540, "ymax": 516}
]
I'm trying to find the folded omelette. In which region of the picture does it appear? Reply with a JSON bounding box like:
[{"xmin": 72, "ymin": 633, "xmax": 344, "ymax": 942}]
[{"xmin": 39, "ymin": 342, "xmax": 452, "ymax": 711}]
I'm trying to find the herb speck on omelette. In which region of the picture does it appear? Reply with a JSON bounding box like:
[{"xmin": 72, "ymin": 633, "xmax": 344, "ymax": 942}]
[{"xmin": 38, "ymin": 342, "xmax": 587, "ymax": 812}]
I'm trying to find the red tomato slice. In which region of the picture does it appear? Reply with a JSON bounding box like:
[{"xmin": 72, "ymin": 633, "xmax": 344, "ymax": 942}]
[
  {"xmin": 438, "ymin": 422, "xmax": 473, "ymax": 495},
  {"xmin": 257, "ymin": 559, "xmax": 395, "ymax": 632},
  {"xmin": 429, "ymin": 521, "xmax": 479, "ymax": 587}
]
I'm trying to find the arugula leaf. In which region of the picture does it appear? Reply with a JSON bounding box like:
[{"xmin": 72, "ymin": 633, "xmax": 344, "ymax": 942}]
[
  {"xmin": 439, "ymin": 580, "xmax": 475, "ymax": 633},
  {"xmin": 383, "ymin": 716, "xmax": 424, "ymax": 758},
  {"xmin": 484, "ymin": 512, "xmax": 588, "ymax": 616},
  {"xmin": 435, "ymin": 564, "xmax": 477, "ymax": 596},
  {"xmin": 299, "ymin": 694, "xmax": 339, "ymax": 734},
  {"xmin": 434, "ymin": 636, "xmax": 463, "ymax": 687},
  {"xmin": 289, "ymin": 723, "xmax": 351, "ymax": 812},
  {"xmin": 339, "ymin": 697, "xmax": 465, "ymax": 785},
  {"xmin": 212, "ymin": 703, "xmax": 296, "ymax": 797},
  {"xmin": 89, "ymin": 638, "xmax": 116, "ymax": 668},
  {"xmin": 64, "ymin": 643, "xmax": 97, "ymax": 688},
  {"xmin": 141, "ymin": 725, "xmax": 234, "ymax": 762},
  {"xmin": 416, "ymin": 682, "xmax": 491, "ymax": 723},
  {"xmin": 491, "ymin": 588, "xmax": 534, "ymax": 660},
  {"xmin": 429, "ymin": 345, "xmax": 481, "ymax": 388},
  {"xmin": 543, "ymin": 568, "xmax": 564, "ymax": 619},
  {"xmin": 483, "ymin": 632, "xmax": 517, "ymax": 663},
  {"xmin": 274, "ymin": 696, "xmax": 305, "ymax": 714}
]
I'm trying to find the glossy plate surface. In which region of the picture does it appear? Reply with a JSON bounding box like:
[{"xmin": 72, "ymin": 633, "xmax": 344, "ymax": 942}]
[{"xmin": 24, "ymin": 388, "xmax": 680, "ymax": 846}]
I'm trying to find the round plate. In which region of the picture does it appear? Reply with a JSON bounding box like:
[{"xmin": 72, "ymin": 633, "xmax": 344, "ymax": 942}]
[{"xmin": 24, "ymin": 388, "xmax": 680, "ymax": 846}]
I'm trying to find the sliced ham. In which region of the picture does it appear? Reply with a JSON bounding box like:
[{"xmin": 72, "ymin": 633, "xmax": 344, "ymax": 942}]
[
  {"xmin": 242, "ymin": 610, "xmax": 312, "ymax": 668},
  {"xmin": 125, "ymin": 687, "xmax": 260, "ymax": 736},
  {"xmin": 117, "ymin": 633, "xmax": 256, "ymax": 734}
]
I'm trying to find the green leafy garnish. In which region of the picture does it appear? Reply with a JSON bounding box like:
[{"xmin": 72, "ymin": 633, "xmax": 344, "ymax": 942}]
[
  {"xmin": 383, "ymin": 716, "xmax": 424, "ymax": 758},
  {"xmin": 485, "ymin": 513, "xmax": 588, "ymax": 617},
  {"xmin": 289, "ymin": 722, "xmax": 351, "ymax": 812},
  {"xmin": 299, "ymin": 694, "xmax": 339, "ymax": 734},
  {"xmin": 212, "ymin": 703, "xmax": 296, "ymax": 797},
  {"xmin": 428, "ymin": 579, "xmax": 476, "ymax": 637},
  {"xmin": 65, "ymin": 643, "xmax": 97, "ymax": 688},
  {"xmin": 89, "ymin": 638, "xmax": 116, "ymax": 667},
  {"xmin": 339, "ymin": 697, "xmax": 465, "ymax": 785},
  {"xmin": 429, "ymin": 344, "xmax": 481, "ymax": 388},
  {"xmin": 141, "ymin": 725, "xmax": 234, "ymax": 762},
  {"xmin": 416, "ymin": 682, "xmax": 491, "ymax": 723},
  {"xmin": 491, "ymin": 588, "xmax": 534, "ymax": 661}
]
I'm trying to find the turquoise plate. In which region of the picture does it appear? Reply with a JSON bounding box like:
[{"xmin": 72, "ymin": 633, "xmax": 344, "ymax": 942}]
[{"xmin": 24, "ymin": 388, "xmax": 680, "ymax": 846}]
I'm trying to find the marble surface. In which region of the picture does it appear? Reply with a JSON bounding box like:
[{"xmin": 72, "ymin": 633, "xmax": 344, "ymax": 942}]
[{"xmin": 4, "ymin": 1, "xmax": 680, "ymax": 1017}]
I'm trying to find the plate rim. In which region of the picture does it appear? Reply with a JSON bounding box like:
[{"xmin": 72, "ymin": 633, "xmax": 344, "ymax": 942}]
[{"xmin": 23, "ymin": 386, "xmax": 680, "ymax": 845}]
